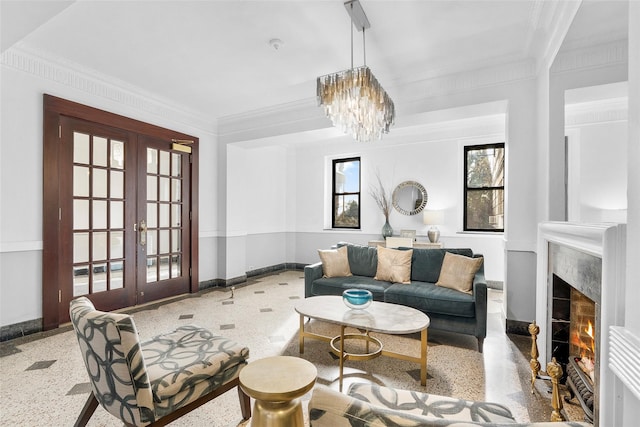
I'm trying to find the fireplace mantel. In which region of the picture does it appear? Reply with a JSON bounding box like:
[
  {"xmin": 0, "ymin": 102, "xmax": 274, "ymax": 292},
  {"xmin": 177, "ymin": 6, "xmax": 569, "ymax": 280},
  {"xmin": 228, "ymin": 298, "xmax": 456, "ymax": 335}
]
[{"xmin": 536, "ymin": 221, "xmax": 626, "ymax": 427}]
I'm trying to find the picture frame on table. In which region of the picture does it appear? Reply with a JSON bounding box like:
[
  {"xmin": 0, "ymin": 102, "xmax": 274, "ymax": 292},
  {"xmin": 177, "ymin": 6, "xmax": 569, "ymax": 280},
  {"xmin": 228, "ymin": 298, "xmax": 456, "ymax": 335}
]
[{"xmin": 400, "ymin": 229, "xmax": 416, "ymax": 241}]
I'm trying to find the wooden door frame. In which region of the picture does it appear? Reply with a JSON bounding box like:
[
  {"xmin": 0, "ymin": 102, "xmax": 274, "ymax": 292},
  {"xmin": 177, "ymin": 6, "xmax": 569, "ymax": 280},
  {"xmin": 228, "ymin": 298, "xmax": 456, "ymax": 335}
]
[{"xmin": 43, "ymin": 94, "xmax": 199, "ymax": 330}]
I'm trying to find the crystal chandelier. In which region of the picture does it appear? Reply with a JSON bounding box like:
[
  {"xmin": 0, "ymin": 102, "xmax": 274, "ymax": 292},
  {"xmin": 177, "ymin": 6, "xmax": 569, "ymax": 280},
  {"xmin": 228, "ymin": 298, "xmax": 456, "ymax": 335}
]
[{"xmin": 317, "ymin": 0, "xmax": 395, "ymax": 142}]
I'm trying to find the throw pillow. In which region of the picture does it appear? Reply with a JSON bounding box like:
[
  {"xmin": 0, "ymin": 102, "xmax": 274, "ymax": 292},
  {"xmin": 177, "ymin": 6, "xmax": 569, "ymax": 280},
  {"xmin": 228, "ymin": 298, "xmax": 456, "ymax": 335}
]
[
  {"xmin": 318, "ymin": 246, "xmax": 352, "ymax": 278},
  {"xmin": 374, "ymin": 246, "xmax": 413, "ymax": 284},
  {"xmin": 436, "ymin": 252, "xmax": 483, "ymax": 294}
]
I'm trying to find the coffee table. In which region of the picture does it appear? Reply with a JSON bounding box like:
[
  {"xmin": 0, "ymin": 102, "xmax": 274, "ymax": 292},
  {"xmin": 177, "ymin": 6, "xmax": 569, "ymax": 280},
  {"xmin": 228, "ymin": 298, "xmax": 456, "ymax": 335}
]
[{"xmin": 294, "ymin": 295, "xmax": 430, "ymax": 391}]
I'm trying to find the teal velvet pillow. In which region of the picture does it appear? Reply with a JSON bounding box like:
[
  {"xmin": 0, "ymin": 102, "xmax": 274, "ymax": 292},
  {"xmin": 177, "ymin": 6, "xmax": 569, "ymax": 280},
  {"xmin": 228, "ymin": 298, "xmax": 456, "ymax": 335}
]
[{"xmin": 345, "ymin": 244, "xmax": 378, "ymax": 277}]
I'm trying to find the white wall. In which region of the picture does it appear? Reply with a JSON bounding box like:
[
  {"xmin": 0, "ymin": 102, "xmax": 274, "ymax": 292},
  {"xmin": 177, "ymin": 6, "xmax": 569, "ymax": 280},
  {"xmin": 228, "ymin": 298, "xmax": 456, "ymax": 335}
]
[
  {"xmin": 244, "ymin": 146, "xmax": 288, "ymax": 272},
  {"xmin": 288, "ymin": 125, "xmax": 506, "ymax": 282},
  {"xmin": 566, "ymin": 120, "xmax": 628, "ymax": 223}
]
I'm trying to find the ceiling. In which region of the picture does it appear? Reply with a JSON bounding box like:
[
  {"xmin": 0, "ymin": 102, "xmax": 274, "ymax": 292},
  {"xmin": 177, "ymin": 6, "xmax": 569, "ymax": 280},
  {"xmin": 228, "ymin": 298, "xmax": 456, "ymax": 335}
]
[{"xmin": 0, "ymin": 1, "xmax": 629, "ymax": 128}]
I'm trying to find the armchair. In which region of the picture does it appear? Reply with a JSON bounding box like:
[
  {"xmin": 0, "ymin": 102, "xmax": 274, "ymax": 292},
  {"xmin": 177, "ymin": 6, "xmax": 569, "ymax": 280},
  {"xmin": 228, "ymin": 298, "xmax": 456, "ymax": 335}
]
[{"xmin": 70, "ymin": 297, "xmax": 250, "ymax": 426}]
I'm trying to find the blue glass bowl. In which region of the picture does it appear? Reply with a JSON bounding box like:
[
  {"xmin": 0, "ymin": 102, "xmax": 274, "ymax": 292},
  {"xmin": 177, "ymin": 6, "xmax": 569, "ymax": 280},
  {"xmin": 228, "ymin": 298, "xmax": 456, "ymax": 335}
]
[{"xmin": 342, "ymin": 289, "xmax": 373, "ymax": 310}]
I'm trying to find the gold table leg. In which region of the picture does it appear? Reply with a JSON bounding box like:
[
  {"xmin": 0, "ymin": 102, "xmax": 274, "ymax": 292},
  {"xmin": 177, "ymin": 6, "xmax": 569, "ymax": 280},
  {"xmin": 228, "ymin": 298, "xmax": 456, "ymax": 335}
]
[
  {"xmin": 420, "ymin": 328, "xmax": 427, "ymax": 386},
  {"xmin": 339, "ymin": 325, "xmax": 345, "ymax": 392},
  {"xmin": 299, "ymin": 314, "xmax": 305, "ymax": 354}
]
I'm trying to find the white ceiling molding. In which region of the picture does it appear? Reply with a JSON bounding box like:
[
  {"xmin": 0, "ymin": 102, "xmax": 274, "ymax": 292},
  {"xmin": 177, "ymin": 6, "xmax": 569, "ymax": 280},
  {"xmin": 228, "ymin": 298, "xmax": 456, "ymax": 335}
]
[
  {"xmin": 219, "ymin": 59, "xmax": 531, "ymax": 145},
  {"xmin": 217, "ymin": 98, "xmax": 330, "ymax": 144},
  {"xmin": 396, "ymin": 59, "xmax": 536, "ymax": 114},
  {"xmin": 551, "ymin": 39, "xmax": 628, "ymax": 74},
  {"xmin": 537, "ymin": 0, "xmax": 582, "ymax": 72},
  {"xmin": 1, "ymin": 44, "xmax": 215, "ymax": 133},
  {"xmin": 523, "ymin": 0, "xmax": 558, "ymax": 61},
  {"xmin": 565, "ymin": 97, "xmax": 628, "ymax": 127}
]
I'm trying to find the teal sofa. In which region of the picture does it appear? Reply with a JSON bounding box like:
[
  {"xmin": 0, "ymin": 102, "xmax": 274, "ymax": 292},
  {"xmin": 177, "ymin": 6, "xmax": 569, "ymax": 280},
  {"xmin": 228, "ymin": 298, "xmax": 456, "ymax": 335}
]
[{"xmin": 304, "ymin": 243, "xmax": 487, "ymax": 352}]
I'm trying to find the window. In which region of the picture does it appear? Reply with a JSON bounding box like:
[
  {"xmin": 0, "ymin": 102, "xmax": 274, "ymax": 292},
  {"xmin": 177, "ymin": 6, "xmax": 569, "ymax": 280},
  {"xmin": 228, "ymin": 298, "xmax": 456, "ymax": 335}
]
[
  {"xmin": 332, "ymin": 157, "xmax": 361, "ymax": 228},
  {"xmin": 464, "ymin": 143, "xmax": 504, "ymax": 231}
]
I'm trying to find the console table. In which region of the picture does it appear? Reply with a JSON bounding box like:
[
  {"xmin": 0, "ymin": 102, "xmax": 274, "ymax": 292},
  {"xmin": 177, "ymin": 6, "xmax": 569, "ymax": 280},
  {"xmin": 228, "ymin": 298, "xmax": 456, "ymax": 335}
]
[{"xmin": 368, "ymin": 240, "xmax": 443, "ymax": 249}]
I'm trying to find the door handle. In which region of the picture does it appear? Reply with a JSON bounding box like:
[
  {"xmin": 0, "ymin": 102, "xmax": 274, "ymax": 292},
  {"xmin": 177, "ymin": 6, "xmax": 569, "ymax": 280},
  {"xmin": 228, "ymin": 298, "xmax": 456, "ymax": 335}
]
[{"xmin": 139, "ymin": 219, "xmax": 147, "ymax": 246}]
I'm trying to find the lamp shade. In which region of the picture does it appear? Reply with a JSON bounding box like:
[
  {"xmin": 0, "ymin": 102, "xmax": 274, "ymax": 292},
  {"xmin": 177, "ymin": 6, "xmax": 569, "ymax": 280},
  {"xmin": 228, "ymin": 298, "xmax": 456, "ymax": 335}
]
[{"xmin": 423, "ymin": 210, "xmax": 444, "ymax": 225}]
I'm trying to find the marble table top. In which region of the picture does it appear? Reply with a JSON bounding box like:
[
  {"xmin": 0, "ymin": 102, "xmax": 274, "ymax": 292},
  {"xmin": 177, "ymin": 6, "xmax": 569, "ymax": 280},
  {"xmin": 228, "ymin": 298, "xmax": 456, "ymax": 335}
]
[{"xmin": 295, "ymin": 295, "xmax": 430, "ymax": 334}]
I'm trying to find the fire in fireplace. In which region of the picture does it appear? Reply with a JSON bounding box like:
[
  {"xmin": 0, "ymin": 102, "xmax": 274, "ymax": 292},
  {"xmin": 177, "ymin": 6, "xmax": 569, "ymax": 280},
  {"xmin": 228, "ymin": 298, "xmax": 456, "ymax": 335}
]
[
  {"xmin": 552, "ymin": 274, "xmax": 597, "ymax": 423},
  {"xmin": 570, "ymin": 287, "xmax": 596, "ymax": 383}
]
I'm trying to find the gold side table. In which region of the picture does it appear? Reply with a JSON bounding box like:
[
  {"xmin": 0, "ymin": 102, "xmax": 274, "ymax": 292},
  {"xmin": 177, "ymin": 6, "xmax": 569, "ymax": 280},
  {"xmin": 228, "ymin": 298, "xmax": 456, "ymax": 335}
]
[{"xmin": 239, "ymin": 356, "xmax": 317, "ymax": 427}]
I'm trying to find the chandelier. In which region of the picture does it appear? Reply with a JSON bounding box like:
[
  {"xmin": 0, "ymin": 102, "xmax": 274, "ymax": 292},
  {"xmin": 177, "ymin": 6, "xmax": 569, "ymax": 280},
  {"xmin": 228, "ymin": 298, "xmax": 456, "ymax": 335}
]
[{"xmin": 317, "ymin": 0, "xmax": 395, "ymax": 142}]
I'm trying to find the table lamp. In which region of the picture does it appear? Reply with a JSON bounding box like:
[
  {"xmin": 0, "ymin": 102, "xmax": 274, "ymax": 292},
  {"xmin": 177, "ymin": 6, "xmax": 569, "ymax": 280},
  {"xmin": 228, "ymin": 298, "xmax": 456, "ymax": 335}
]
[{"xmin": 423, "ymin": 210, "xmax": 444, "ymax": 243}]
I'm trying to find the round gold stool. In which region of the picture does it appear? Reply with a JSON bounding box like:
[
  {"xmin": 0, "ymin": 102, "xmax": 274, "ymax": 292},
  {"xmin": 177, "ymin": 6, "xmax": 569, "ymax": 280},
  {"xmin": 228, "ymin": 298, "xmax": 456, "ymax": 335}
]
[{"xmin": 239, "ymin": 356, "xmax": 317, "ymax": 427}]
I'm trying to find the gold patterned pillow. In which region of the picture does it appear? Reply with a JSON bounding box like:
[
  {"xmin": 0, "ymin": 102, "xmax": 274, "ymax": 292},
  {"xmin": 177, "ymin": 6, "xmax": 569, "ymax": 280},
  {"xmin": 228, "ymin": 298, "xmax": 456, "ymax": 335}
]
[
  {"xmin": 318, "ymin": 246, "xmax": 352, "ymax": 278},
  {"xmin": 436, "ymin": 252, "xmax": 483, "ymax": 294},
  {"xmin": 374, "ymin": 246, "xmax": 413, "ymax": 284}
]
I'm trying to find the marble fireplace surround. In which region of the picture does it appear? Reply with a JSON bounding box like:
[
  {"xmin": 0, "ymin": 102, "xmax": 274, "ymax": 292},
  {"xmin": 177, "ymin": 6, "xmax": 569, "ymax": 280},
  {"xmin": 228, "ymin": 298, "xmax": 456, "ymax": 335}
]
[{"xmin": 536, "ymin": 222, "xmax": 627, "ymax": 427}]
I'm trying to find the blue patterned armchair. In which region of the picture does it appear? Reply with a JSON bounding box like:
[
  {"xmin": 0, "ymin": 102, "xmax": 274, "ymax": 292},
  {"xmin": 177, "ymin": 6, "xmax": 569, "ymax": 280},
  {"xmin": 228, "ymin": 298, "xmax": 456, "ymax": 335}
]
[
  {"xmin": 70, "ymin": 296, "xmax": 250, "ymax": 426},
  {"xmin": 309, "ymin": 382, "xmax": 593, "ymax": 426}
]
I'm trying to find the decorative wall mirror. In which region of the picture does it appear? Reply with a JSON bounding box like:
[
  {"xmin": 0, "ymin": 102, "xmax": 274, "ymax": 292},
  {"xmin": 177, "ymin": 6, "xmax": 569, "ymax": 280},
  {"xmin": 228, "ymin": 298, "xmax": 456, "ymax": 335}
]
[{"xmin": 392, "ymin": 181, "xmax": 428, "ymax": 216}]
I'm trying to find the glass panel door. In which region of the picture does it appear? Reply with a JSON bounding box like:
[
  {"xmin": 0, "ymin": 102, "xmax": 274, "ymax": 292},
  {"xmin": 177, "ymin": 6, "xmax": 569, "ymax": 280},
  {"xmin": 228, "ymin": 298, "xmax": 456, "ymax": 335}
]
[
  {"xmin": 72, "ymin": 131, "xmax": 126, "ymax": 297},
  {"xmin": 58, "ymin": 117, "xmax": 136, "ymax": 315},
  {"xmin": 137, "ymin": 137, "xmax": 191, "ymax": 302}
]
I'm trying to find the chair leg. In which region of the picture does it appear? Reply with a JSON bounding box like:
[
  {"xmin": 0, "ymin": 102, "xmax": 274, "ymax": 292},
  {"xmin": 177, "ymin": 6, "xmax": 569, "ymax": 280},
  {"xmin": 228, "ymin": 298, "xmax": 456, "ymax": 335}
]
[
  {"xmin": 477, "ymin": 337, "xmax": 484, "ymax": 353},
  {"xmin": 238, "ymin": 385, "xmax": 251, "ymax": 420},
  {"xmin": 74, "ymin": 394, "xmax": 99, "ymax": 427}
]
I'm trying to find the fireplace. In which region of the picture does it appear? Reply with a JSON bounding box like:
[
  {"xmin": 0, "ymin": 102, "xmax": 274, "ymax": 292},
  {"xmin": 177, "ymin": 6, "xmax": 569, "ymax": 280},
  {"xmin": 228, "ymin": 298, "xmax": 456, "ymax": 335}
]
[
  {"xmin": 551, "ymin": 273, "xmax": 597, "ymax": 422},
  {"xmin": 536, "ymin": 222, "xmax": 627, "ymax": 427}
]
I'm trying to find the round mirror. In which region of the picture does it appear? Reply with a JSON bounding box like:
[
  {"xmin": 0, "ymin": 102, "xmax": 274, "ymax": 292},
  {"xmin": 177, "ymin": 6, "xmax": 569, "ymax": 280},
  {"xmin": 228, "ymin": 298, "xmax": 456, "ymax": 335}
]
[{"xmin": 392, "ymin": 181, "xmax": 428, "ymax": 216}]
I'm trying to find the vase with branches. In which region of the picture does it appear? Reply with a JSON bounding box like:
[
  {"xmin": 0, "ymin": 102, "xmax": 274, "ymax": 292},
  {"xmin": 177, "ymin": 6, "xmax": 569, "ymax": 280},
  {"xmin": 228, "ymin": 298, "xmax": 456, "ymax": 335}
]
[{"xmin": 369, "ymin": 171, "xmax": 393, "ymax": 238}]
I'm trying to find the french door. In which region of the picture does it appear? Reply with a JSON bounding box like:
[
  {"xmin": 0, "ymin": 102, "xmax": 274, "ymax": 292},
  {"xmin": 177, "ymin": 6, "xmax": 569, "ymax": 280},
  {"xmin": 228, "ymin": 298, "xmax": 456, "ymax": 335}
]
[
  {"xmin": 136, "ymin": 136, "xmax": 192, "ymax": 302},
  {"xmin": 43, "ymin": 95, "xmax": 199, "ymax": 328}
]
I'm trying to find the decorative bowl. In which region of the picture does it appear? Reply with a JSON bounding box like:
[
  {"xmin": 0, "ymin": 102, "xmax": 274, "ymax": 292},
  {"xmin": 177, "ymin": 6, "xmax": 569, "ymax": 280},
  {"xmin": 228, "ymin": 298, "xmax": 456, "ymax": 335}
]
[{"xmin": 342, "ymin": 289, "xmax": 373, "ymax": 310}]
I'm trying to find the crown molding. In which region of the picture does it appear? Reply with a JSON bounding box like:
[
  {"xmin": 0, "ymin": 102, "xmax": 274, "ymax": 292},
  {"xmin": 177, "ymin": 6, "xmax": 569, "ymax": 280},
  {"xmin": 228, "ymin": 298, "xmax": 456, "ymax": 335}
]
[
  {"xmin": 219, "ymin": 59, "xmax": 534, "ymax": 144},
  {"xmin": 537, "ymin": 0, "xmax": 581, "ymax": 72},
  {"xmin": 1, "ymin": 44, "xmax": 215, "ymax": 133},
  {"xmin": 565, "ymin": 97, "xmax": 628, "ymax": 127},
  {"xmin": 551, "ymin": 39, "xmax": 628, "ymax": 75},
  {"xmin": 217, "ymin": 97, "xmax": 331, "ymax": 144},
  {"xmin": 398, "ymin": 59, "xmax": 537, "ymax": 113}
]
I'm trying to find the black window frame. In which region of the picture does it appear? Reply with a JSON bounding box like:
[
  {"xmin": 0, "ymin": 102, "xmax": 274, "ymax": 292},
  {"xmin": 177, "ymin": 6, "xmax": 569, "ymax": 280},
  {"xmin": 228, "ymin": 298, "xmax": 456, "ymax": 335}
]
[
  {"xmin": 463, "ymin": 143, "xmax": 505, "ymax": 232},
  {"xmin": 332, "ymin": 157, "xmax": 361, "ymax": 229}
]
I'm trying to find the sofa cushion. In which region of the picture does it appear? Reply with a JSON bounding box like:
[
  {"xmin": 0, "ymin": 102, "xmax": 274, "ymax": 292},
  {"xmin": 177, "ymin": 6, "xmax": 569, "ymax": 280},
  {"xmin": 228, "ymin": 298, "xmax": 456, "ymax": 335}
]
[
  {"xmin": 345, "ymin": 243, "xmax": 378, "ymax": 277},
  {"xmin": 318, "ymin": 246, "xmax": 352, "ymax": 278},
  {"xmin": 384, "ymin": 281, "xmax": 476, "ymax": 317},
  {"xmin": 436, "ymin": 252, "xmax": 483, "ymax": 295},
  {"xmin": 311, "ymin": 276, "xmax": 392, "ymax": 301},
  {"xmin": 409, "ymin": 248, "xmax": 474, "ymax": 282},
  {"xmin": 374, "ymin": 247, "xmax": 413, "ymax": 284}
]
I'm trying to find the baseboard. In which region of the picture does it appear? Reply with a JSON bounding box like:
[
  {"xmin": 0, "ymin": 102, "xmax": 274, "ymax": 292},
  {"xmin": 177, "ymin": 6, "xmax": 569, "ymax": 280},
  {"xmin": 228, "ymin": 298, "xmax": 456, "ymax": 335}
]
[
  {"xmin": 506, "ymin": 319, "xmax": 532, "ymax": 336},
  {"xmin": 487, "ymin": 280, "xmax": 504, "ymax": 290},
  {"xmin": 0, "ymin": 318, "xmax": 43, "ymax": 342}
]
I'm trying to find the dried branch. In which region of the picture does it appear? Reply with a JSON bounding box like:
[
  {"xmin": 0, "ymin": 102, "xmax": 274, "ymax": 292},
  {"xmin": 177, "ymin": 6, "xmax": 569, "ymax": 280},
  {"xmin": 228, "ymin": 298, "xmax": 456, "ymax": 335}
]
[{"xmin": 369, "ymin": 170, "xmax": 392, "ymax": 220}]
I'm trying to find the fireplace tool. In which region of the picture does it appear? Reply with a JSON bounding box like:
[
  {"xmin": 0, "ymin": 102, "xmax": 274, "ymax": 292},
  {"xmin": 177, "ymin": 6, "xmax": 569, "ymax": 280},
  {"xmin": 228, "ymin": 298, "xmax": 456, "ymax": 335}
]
[{"xmin": 529, "ymin": 321, "xmax": 566, "ymax": 422}]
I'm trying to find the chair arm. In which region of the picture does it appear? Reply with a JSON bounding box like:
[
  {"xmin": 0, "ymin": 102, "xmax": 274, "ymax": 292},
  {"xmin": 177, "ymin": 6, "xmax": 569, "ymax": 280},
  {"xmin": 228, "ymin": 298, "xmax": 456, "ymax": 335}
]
[{"xmin": 304, "ymin": 262, "xmax": 323, "ymax": 298}]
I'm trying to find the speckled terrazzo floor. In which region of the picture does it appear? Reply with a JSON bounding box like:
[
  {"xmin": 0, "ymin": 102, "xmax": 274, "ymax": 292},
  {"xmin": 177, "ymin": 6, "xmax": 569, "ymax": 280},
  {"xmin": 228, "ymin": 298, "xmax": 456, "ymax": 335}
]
[{"xmin": 0, "ymin": 270, "xmax": 585, "ymax": 426}]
